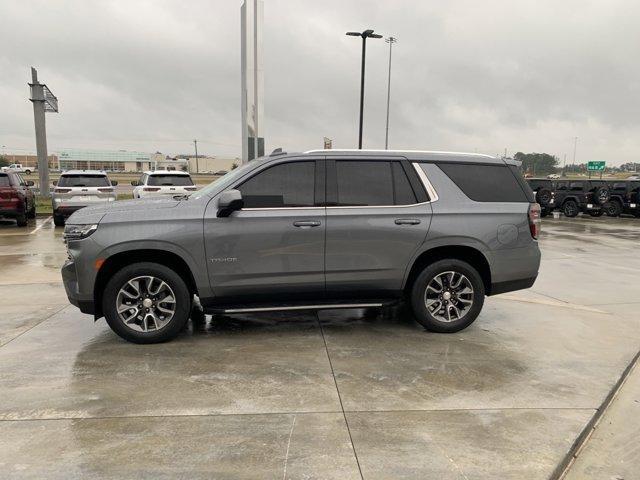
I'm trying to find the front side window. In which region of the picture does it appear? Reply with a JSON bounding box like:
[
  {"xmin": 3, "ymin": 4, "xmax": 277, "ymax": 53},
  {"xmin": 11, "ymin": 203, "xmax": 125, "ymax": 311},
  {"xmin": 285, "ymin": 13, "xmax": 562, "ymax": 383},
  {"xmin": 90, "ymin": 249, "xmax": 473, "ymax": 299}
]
[
  {"xmin": 58, "ymin": 175, "xmax": 110, "ymax": 187},
  {"xmin": 238, "ymin": 161, "xmax": 315, "ymax": 208}
]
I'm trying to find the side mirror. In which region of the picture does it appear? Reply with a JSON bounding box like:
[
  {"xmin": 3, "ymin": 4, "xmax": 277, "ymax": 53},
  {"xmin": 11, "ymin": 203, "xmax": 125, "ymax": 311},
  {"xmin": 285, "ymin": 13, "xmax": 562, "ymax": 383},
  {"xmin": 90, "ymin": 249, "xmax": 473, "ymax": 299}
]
[
  {"xmin": 26, "ymin": 180, "xmax": 35, "ymax": 187},
  {"xmin": 131, "ymin": 181, "xmax": 139, "ymax": 186},
  {"xmin": 111, "ymin": 180, "xmax": 118, "ymax": 186},
  {"xmin": 217, "ymin": 189, "xmax": 244, "ymax": 217},
  {"xmin": 52, "ymin": 180, "xmax": 57, "ymax": 186}
]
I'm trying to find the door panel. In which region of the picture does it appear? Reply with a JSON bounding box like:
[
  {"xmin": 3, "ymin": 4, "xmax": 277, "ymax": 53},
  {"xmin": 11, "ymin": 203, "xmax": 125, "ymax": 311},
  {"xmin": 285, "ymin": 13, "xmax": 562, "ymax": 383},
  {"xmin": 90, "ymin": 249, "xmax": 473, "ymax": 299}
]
[
  {"xmin": 325, "ymin": 158, "xmax": 432, "ymax": 297},
  {"xmin": 203, "ymin": 158, "xmax": 326, "ymax": 303}
]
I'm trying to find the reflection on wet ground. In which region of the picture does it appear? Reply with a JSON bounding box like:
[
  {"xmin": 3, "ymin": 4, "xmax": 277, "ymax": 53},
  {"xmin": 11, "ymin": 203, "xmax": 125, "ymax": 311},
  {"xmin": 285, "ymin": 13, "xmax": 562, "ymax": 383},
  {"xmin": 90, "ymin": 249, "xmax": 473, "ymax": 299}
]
[{"xmin": 0, "ymin": 216, "xmax": 639, "ymax": 478}]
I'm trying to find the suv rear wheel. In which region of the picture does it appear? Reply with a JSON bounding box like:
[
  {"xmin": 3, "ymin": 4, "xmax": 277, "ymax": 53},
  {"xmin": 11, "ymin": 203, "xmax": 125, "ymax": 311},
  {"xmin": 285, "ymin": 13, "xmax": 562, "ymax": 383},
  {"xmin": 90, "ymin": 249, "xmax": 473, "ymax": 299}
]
[
  {"xmin": 103, "ymin": 262, "xmax": 191, "ymax": 343},
  {"xmin": 16, "ymin": 214, "xmax": 27, "ymax": 227},
  {"xmin": 563, "ymin": 200, "xmax": 579, "ymax": 218},
  {"xmin": 604, "ymin": 201, "xmax": 622, "ymax": 217},
  {"xmin": 410, "ymin": 259, "xmax": 485, "ymax": 333}
]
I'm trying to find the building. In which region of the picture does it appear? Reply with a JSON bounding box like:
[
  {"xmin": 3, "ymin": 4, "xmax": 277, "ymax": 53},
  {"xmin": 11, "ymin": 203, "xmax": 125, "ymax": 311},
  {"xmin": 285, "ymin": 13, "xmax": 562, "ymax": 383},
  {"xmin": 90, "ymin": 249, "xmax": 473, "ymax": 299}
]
[
  {"xmin": 186, "ymin": 156, "xmax": 239, "ymax": 173},
  {"xmin": 58, "ymin": 149, "xmax": 154, "ymax": 171},
  {"xmin": 3, "ymin": 154, "xmax": 58, "ymax": 170}
]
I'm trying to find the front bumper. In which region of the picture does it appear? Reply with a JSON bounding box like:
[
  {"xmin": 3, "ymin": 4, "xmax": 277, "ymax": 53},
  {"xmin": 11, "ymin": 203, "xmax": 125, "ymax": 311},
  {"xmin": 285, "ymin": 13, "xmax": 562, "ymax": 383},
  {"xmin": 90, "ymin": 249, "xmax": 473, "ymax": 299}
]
[{"xmin": 62, "ymin": 258, "xmax": 95, "ymax": 315}]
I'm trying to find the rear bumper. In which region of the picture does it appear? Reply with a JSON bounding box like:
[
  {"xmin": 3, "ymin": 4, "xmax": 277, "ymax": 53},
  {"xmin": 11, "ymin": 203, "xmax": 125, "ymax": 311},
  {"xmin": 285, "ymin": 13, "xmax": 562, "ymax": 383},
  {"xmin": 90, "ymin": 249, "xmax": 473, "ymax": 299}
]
[
  {"xmin": 488, "ymin": 245, "xmax": 541, "ymax": 296},
  {"xmin": 61, "ymin": 258, "xmax": 95, "ymax": 315},
  {"xmin": 0, "ymin": 206, "xmax": 25, "ymax": 218},
  {"xmin": 54, "ymin": 205, "xmax": 85, "ymax": 217}
]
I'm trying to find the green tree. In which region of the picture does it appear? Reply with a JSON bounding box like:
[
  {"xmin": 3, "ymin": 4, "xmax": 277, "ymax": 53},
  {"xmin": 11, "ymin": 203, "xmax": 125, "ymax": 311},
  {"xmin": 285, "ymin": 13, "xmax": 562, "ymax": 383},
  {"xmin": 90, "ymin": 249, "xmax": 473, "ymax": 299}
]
[
  {"xmin": 513, "ymin": 152, "xmax": 559, "ymax": 176},
  {"xmin": 0, "ymin": 155, "xmax": 9, "ymax": 168}
]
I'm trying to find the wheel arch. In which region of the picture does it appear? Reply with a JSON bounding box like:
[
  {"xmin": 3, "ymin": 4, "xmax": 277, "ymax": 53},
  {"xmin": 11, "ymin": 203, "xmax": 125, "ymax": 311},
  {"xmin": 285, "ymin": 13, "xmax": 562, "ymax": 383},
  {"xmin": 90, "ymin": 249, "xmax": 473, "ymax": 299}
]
[
  {"xmin": 403, "ymin": 245, "xmax": 492, "ymax": 296},
  {"xmin": 94, "ymin": 249, "xmax": 198, "ymax": 319}
]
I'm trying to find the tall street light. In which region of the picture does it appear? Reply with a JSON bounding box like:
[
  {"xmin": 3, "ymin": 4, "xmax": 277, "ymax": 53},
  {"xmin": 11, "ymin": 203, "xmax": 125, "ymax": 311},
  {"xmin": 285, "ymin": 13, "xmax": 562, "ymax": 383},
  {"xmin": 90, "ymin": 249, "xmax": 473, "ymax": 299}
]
[
  {"xmin": 346, "ymin": 29, "xmax": 382, "ymax": 149},
  {"xmin": 384, "ymin": 36, "xmax": 397, "ymax": 149}
]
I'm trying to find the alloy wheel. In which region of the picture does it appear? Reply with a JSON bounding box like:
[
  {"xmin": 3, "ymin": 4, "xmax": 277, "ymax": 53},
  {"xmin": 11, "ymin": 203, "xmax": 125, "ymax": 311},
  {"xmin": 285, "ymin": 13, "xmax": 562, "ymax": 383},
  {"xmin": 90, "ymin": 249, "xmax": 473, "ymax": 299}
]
[
  {"xmin": 424, "ymin": 271, "xmax": 474, "ymax": 323},
  {"xmin": 116, "ymin": 276, "xmax": 176, "ymax": 332}
]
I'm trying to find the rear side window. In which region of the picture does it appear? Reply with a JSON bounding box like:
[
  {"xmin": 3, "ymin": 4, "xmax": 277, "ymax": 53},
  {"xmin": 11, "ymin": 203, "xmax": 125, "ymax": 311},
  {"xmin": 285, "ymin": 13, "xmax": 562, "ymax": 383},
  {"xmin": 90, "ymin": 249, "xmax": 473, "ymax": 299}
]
[
  {"xmin": 148, "ymin": 175, "xmax": 193, "ymax": 186},
  {"xmin": 569, "ymin": 182, "xmax": 583, "ymax": 191},
  {"xmin": 438, "ymin": 163, "xmax": 529, "ymax": 202},
  {"xmin": 0, "ymin": 175, "xmax": 10, "ymax": 187},
  {"xmin": 239, "ymin": 161, "xmax": 315, "ymax": 208},
  {"xmin": 58, "ymin": 175, "xmax": 110, "ymax": 187},
  {"xmin": 334, "ymin": 161, "xmax": 418, "ymax": 206}
]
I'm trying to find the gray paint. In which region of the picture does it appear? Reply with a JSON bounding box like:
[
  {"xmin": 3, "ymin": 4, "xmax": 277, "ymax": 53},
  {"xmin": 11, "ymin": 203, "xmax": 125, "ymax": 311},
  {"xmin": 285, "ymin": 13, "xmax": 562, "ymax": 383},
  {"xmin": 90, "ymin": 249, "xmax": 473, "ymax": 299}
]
[{"xmin": 63, "ymin": 150, "xmax": 540, "ymax": 316}]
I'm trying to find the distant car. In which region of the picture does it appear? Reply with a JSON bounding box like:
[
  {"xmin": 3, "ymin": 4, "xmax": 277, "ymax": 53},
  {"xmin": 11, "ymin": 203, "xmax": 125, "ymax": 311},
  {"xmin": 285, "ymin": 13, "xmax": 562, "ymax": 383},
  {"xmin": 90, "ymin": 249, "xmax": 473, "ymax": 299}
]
[
  {"xmin": 627, "ymin": 175, "xmax": 640, "ymax": 180},
  {"xmin": 1, "ymin": 164, "xmax": 33, "ymax": 175},
  {"xmin": 546, "ymin": 174, "xmax": 560, "ymax": 179},
  {"xmin": 0, "ymin": 171, "xmax": 36, "ymax": 227},
  {"xmin": 132, "ymin": 171, "xmax": 197, "ymax": 199},
  {"xmin": 214, "ymin": 170, "xmax": 228, "ymax": 176},
  {"xmin": 52, "ymin": 170, "xmax": 117, "ymax": 227}
]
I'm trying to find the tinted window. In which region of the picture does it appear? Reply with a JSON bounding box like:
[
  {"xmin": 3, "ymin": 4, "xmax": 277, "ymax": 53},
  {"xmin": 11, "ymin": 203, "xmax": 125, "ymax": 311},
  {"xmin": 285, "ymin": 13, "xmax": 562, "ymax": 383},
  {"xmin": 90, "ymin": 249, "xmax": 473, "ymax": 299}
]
[
  {"xmin": 569, "ymin": 182, "xmax": 583, "ymax": 191},
  {"xmin": 239, "ymin": 161, "xmax": 315, "ymax": 208},
  {"xmin": 336, "ymin": 161, "xmax": 393, "ymax": 206},
  {"xmin": 0, "ymin": 174, "xmax": 10, "ymax": 187},
  {"xmin": 147, "ymin": 175, "xmax": 193, "ymax": 186},
  {"xmin": 438, "ymin": 163, "xmax": 529, "ymax": 202},
  {"xmin": 392, "ymin": 162, "xmax": 418, "ymax": 205},
  {"xmin": 58, "ymin": 175, "xmax": 110, "ymax": 187}
]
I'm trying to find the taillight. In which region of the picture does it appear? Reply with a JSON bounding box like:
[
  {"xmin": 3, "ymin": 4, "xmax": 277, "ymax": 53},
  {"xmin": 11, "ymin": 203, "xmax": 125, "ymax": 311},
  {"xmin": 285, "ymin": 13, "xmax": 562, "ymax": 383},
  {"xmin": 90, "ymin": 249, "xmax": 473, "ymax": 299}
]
[
  {"xmin": 55, "ymin": 188, "xmax": 72, "ymax": 193},
  {"xmin": 528, "ymin": 203, "xmax": 541, "ymax": 239},
  {"xmin": 143, "ymin": 187, "xmax": 161, "ymax": 192},
  {"xmin": 97, "ymin": 187, "xmax": 114, "ymax": 192}
]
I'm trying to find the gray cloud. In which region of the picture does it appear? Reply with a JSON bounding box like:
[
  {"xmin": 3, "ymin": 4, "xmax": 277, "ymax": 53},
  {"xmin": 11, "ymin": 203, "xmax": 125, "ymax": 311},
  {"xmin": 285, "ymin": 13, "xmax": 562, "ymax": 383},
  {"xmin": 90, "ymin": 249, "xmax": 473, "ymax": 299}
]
[{"xmin": 1, "ymin": 0, "xmax": 638, "ymax": 164}]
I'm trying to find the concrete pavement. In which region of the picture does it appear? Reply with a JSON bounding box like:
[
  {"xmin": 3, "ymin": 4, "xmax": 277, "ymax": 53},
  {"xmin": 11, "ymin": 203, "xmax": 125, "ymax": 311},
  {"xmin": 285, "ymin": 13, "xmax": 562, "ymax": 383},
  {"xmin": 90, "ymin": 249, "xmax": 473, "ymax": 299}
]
[{"xmin": 0, "ymin": 215, "xmax": 638, "ymax": 479}]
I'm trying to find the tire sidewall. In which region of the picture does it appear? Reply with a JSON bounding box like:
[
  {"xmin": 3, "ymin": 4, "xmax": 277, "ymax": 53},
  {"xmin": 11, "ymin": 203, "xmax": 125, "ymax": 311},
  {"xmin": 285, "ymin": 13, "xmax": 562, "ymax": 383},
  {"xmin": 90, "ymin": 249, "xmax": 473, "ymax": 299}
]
[
  {"xmin": 103, "ymin": 262, "xmax": 191, "ymax": 343},
  {"xmin": 563, "ymin": 201, "xmax": 578, "ymax": 217},
  {"xmin": 410, "ymin": 259, "xmax": 485, "ymax": 333}
]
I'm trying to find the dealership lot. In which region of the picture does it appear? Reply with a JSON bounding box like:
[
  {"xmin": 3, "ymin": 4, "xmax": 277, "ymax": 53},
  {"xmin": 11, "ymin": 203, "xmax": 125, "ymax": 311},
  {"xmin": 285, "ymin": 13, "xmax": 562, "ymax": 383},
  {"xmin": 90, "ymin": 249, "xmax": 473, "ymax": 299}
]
[{"xmin": 0, "ymin": 216, "xmax": 638, "ymax": 479}]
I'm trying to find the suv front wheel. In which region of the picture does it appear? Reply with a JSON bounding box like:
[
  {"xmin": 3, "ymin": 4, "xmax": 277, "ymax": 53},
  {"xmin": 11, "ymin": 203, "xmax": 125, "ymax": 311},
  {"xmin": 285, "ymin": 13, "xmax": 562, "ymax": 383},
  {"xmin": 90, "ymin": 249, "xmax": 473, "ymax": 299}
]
[
  {"xmin": 103, "ymin": 262, "xmax": 191, "ymax": 343},
  {"xmin": 410, "ymin": 259, "xmax": 485, "ymax": 333}
]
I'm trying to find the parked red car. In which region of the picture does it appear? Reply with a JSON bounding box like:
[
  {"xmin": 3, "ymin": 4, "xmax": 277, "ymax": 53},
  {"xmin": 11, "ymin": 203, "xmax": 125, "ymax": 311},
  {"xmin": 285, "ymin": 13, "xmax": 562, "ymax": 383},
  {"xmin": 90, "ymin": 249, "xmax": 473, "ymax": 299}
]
[{"xmin": 0, "ymin": 171, "xmax": 36, "ymax": 227}]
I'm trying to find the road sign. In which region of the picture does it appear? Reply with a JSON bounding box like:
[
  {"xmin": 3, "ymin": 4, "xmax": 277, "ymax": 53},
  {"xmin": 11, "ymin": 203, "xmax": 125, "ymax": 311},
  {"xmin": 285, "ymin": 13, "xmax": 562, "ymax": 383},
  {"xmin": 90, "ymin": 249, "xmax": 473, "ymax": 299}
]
[{"xmin": 587, "ymin": 161, "xmax": 605, "ymax": 171}]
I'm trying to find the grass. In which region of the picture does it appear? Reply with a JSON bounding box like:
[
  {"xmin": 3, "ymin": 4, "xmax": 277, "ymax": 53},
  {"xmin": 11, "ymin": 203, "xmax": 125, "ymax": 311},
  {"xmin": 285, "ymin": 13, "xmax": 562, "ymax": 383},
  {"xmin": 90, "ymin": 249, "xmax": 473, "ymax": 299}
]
[{"xmin": 36, "ymin": 193, "xmax": 134, "ymax": 216}]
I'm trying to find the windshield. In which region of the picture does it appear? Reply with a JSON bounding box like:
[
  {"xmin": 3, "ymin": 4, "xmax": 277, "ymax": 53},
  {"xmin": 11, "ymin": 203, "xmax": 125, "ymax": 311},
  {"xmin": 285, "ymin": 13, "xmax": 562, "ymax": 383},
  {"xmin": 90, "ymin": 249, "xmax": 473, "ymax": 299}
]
[
  {"xmin": 58, "ymin": 175, "xmax": 110, "ymax": 187},
  {"xmin": 148, "ymin": 175, "xmax": 193, "ymax": 186},
  {"xmin": 190, "ymin": 161, "xmax": 261, "ymax": 199}
]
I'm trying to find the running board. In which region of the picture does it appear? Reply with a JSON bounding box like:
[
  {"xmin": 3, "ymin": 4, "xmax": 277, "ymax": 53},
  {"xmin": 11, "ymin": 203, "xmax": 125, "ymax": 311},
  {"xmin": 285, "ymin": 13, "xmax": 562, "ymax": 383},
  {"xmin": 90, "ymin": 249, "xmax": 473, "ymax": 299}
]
[{"xmin": 211, "ymin": 303, "xmax": 384, "ymax": 314}]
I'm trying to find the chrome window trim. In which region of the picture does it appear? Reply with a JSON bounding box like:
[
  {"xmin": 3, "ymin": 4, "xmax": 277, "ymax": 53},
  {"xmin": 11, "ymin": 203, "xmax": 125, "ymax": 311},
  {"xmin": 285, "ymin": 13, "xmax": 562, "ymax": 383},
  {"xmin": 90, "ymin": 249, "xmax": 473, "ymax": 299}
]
[{"xmin": 412, "ymin": 163, "xmax": 439, "ymax": 203}]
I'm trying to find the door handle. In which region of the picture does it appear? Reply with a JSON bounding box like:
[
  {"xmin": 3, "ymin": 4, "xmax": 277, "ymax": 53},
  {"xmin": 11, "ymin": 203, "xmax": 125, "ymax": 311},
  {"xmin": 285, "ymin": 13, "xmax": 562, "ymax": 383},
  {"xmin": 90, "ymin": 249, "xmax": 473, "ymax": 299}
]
[
  {"xmin": 293, "ymin": 220, "xmax": 321, "ymax": 228},
  {"xmin": 395, "ymin": 218, "xmax": 421, "ymax": 225}
]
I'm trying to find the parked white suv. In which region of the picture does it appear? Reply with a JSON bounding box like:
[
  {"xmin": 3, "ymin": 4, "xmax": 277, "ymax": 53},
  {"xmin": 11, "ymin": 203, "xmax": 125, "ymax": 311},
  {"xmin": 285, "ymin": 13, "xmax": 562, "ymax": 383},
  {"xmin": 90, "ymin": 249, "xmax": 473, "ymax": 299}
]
[
  {"xmin": 52, "ymin": 170, "xmax": 117, "ymax": 226},
  {"xmin": 132, "ymin": 171, "xmax": 197, "ymax": 199}
]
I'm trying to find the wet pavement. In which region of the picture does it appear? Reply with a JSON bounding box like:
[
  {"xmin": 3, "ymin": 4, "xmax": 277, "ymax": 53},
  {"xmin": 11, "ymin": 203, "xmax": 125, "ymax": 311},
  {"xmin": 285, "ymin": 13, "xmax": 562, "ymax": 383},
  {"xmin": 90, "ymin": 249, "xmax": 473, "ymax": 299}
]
[{"xmin": 0, "ymin": 215, "xmax": 639, "ymax": 479}]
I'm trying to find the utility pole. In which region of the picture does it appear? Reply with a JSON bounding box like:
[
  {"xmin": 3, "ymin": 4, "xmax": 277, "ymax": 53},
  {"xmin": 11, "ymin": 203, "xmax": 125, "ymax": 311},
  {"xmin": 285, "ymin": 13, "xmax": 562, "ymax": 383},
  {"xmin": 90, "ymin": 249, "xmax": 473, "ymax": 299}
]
[
  {"xmin": 28, "ymin": 67, "xmax": 58, "ymax": 198},
  {"xmin": 572, "ymin": 136, "xmax": 578, "ymax": 168},
  {"xmin": 346, "ymin": 29, "xmax": 383, "ymax": 149},
  {"xmin": 384, "ymin": 36, "xmax": 397, "ymax": 149},
  {"xmin": 193, "ymin": 139, "xmax": 199, "ymax": 174}
]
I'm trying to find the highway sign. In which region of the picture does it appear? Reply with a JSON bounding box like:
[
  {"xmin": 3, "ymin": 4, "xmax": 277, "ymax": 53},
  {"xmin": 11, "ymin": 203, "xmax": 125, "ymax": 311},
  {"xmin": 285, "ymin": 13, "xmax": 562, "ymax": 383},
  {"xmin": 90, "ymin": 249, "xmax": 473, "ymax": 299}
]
[{"xmin": 587, "ymin": 161, "xmax": 606, "ymax": 171}]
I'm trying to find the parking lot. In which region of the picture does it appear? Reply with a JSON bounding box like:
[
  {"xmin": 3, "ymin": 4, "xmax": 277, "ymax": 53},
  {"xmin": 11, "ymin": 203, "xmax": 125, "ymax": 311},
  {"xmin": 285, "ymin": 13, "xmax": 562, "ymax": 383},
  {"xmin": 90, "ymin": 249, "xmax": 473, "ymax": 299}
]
[{"xmin": 0, "ymin": 215, "xmax": 638, "ymax": 479}]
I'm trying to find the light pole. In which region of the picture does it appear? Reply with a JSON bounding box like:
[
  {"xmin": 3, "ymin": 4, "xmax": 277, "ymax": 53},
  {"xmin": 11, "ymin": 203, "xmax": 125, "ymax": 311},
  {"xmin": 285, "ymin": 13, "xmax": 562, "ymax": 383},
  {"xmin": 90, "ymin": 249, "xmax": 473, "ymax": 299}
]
[
  {"xmin": 193, "ymin": 139, "xmax": 199, "ymax": 173},
  {"xmin": 384, "ymin": 36, "xmax": 397, "ymax": 150},
  {"xmin": 346, "ymin": 29, "xmax": 383, "ymax": 149},
  {"xmin": 572, "ymin": 136, "xmax": 578, "ymax": 168}
]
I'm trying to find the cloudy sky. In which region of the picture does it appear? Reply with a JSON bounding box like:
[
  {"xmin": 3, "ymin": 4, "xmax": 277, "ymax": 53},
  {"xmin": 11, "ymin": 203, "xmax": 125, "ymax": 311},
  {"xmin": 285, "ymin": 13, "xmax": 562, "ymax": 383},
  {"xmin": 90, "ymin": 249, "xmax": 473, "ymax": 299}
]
[{"xmin": 1, "ymin": 0, "xmax": 638, "ymax": 164}]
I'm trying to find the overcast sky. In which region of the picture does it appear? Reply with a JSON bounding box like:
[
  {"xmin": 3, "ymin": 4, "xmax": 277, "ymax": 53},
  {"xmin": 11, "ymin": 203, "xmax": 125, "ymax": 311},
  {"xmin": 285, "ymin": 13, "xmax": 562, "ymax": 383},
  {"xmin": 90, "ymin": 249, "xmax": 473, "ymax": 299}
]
[{"xmin": 1, "ymin": 0, "xmax": 639, "ymax": 164}]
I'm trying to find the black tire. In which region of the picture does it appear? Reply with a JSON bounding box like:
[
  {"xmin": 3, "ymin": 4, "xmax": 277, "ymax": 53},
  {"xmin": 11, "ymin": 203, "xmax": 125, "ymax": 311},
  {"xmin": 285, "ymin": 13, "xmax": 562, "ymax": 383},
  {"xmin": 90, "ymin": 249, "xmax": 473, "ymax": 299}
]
[
  {"xmin": 24, "ymin": 170, "xmax": 31, "ymax": 175},
  {"xmin": 410, "ymin": 259, "xmax": 485, "ymax": 333},
  {"xmin": 53, "ymin": 214, "xmax": 65, "ymax": 227},
  {"xmin": 588, "ymin": 210, "xmax": 604, "ymax": 217},
  {"xmin": 540, "ymin": 208, "xmax": 550, "ymax": 218},
  {"xmin": 27, "ymin": 203, "xmax": 36, "ymax": 219},
  {"xmin": 103, "ymin": 262, "xmax": 191, "ymax": 344},
  {"xmin": 535, "ymin": 188, "xmax": 553, "ymax": 207},
  {"xmin": 563, "ymin": 200, "xmax": 579, "ymax": 218},
  {"xmin": 592, "ymin": 187, "xmax": 610, "ymax": 205},
  {"xmin": 16, "ymin": 214, "xmax": 27, "ymax": 227},
  {"xmin": 604, "ymin": 201, "xmax": 622, "ymax": 217}
]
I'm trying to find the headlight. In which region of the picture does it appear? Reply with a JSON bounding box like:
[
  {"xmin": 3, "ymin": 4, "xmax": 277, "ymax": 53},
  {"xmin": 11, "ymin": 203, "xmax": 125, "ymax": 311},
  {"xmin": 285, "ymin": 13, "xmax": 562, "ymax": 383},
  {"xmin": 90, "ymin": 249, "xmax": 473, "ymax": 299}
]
[{"xmin": 63, "ymin": 224, "xmax": 98, "ymax": 242}]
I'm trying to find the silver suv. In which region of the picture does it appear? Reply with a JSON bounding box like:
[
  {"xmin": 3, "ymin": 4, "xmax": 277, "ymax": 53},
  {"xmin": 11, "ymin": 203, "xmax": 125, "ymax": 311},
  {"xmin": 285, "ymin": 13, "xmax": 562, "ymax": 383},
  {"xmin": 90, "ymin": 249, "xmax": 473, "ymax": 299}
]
[
  {"xmin": 53, "ymin": 170, "xmax": 118, "ymax": 226},
  {"xmin": 62, "ymin": 150, "xmax": 541, "ymax": 344}
]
